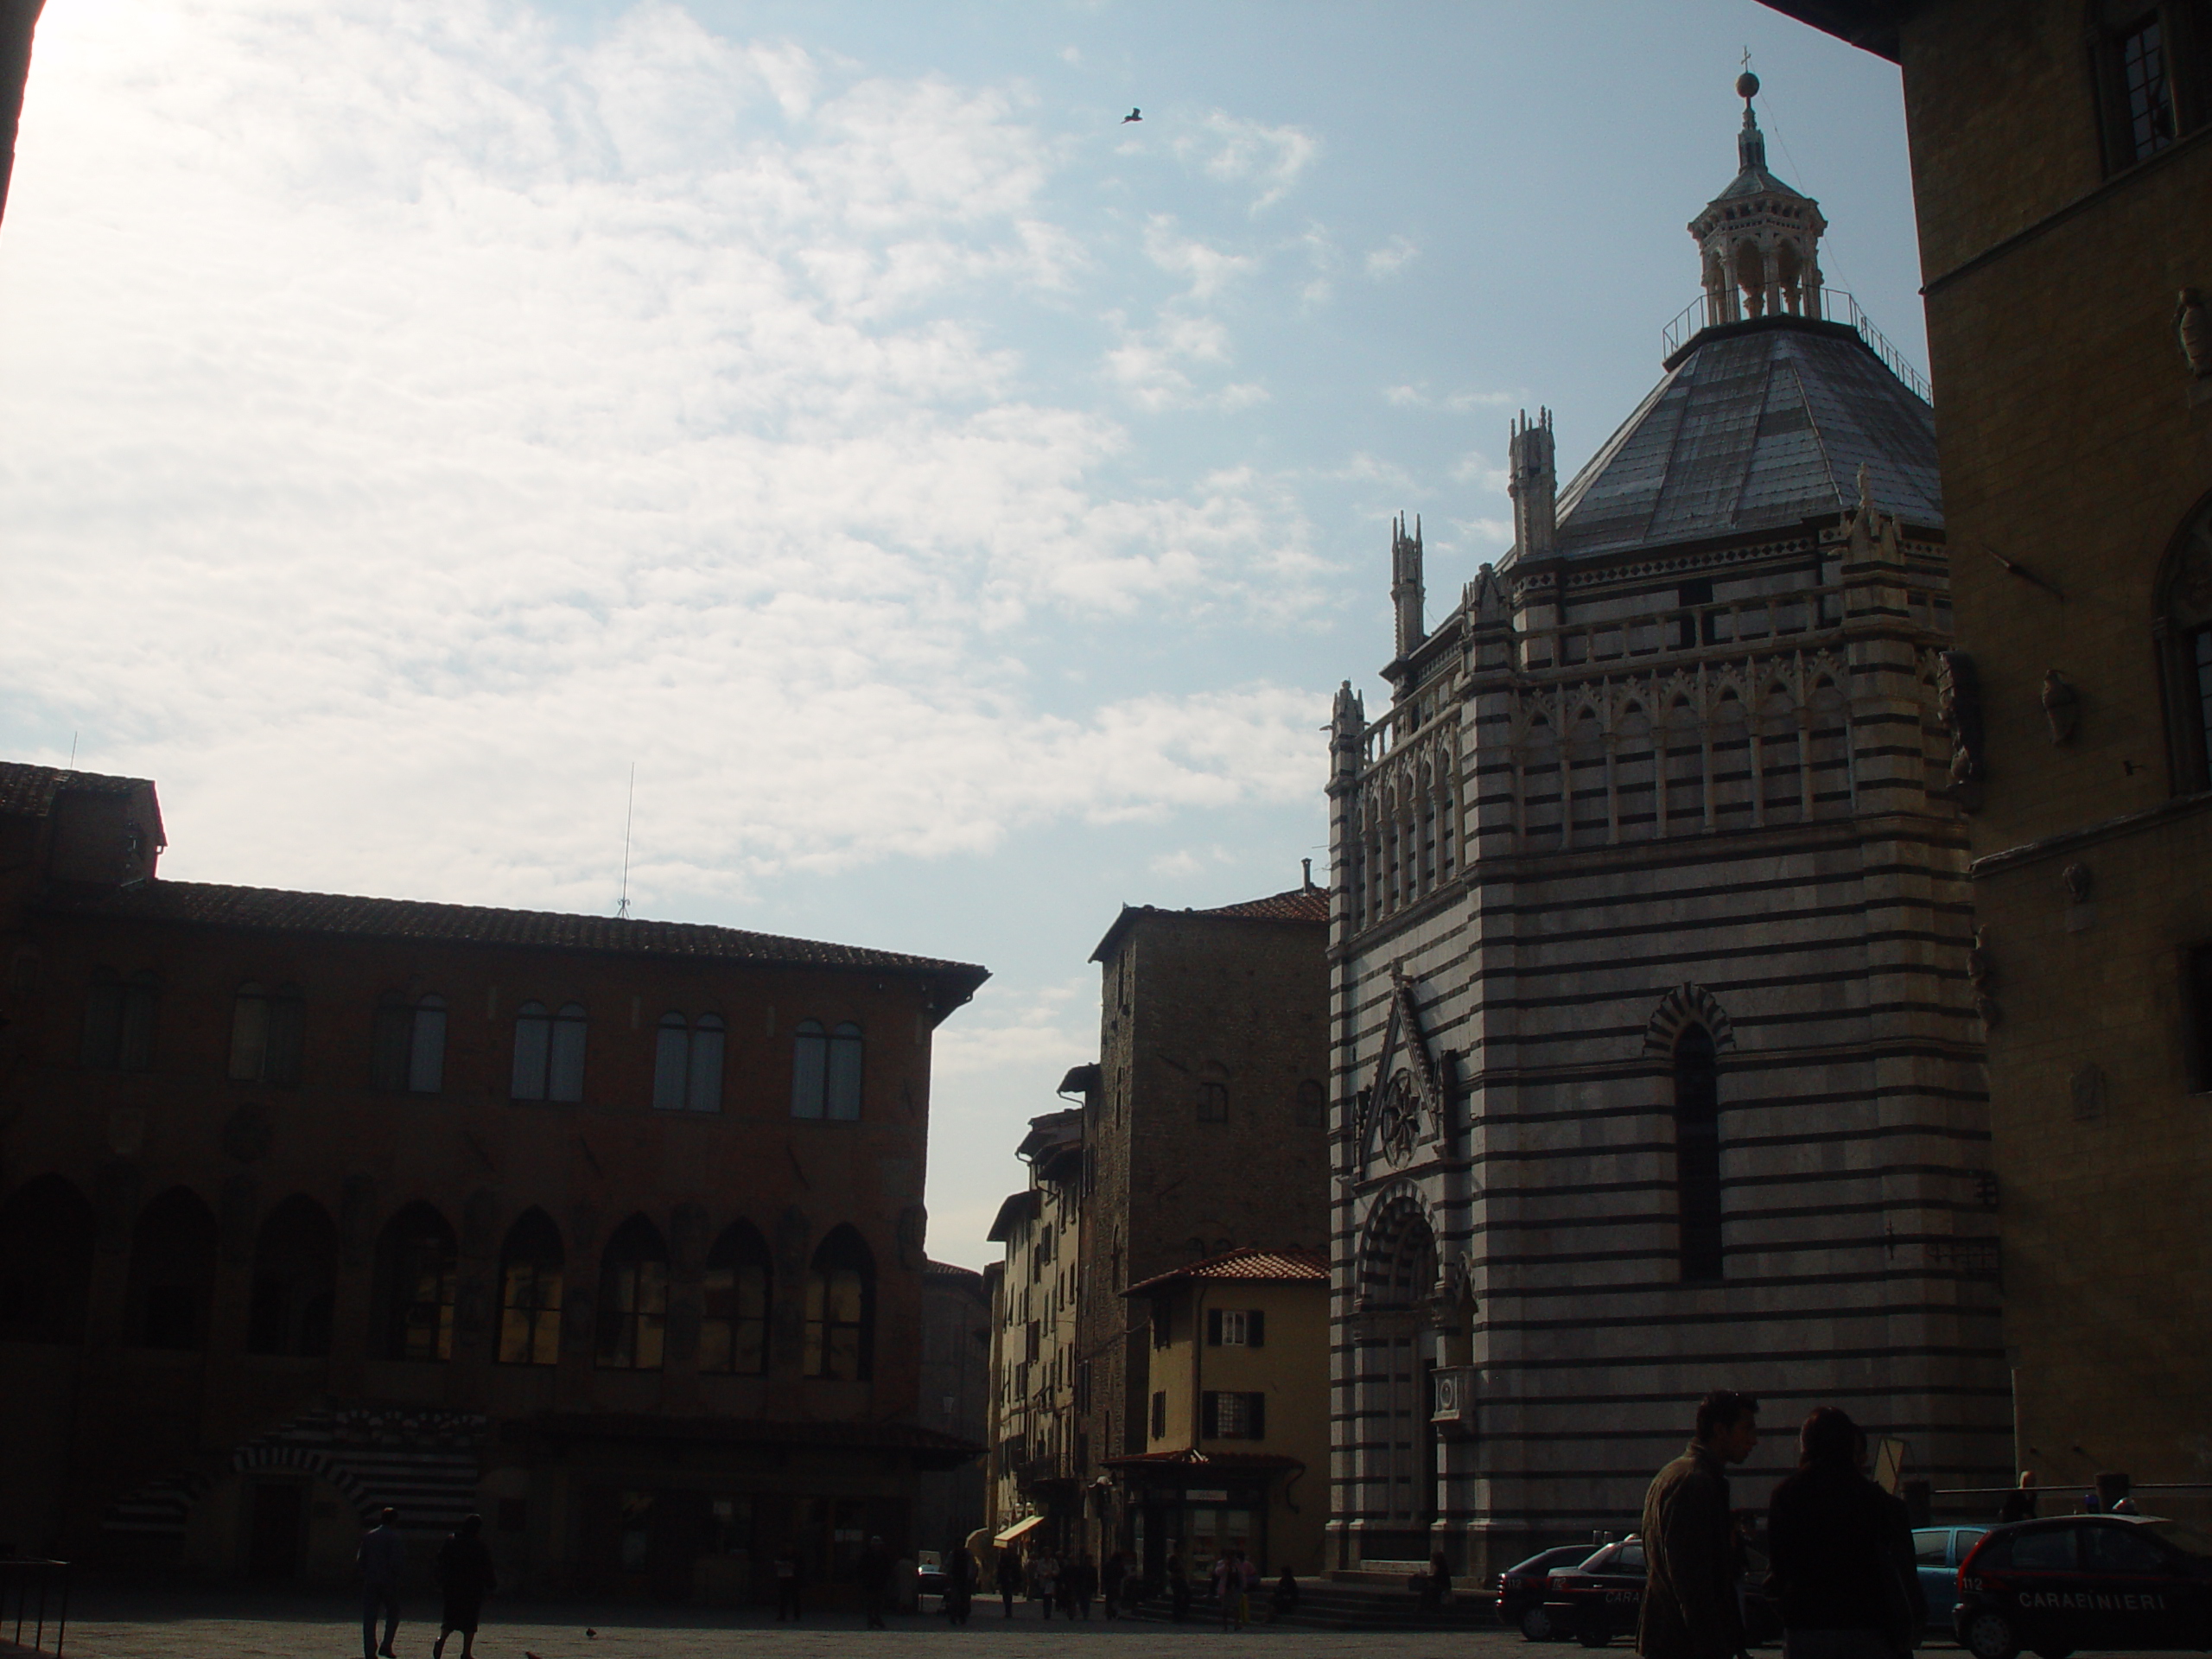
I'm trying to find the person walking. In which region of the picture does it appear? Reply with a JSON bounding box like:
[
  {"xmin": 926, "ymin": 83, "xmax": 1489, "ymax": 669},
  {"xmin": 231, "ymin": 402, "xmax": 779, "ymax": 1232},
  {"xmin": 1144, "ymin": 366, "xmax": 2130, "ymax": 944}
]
[
  {"xmin": 1071, "ymin": 1552, "xmax": 1096, "ymax": 1619},
  {"xmin": 430, "ymin": 1514, "xmax": 496, "ymax": 1659},
  {"xmin": 1640, "ymin": 1389, "xmax": 1760, "ymax": 1659},
  {"xmin": 1416, "ymin": 1549, "xmax": 1452, "ymax": 1612},
  {"xmin": 1270, "ymin": 1566, "xmax": 1300, "ymax": 1624},
  {"xmin": 1034, "ymin": 1549, "xmax": 1058, "ymax": 1619},
  {"xmin": 355, "ymin": 1506, "xmax": 406, "ymax": 1659},
  {"xmin": 944, "ymin": 1544, "xmax": 975, "ymax": 1626},
  {"xmin": 1102, "ymin": 1549, "xmax": 1126, "ymax": 1619},
  {"xmin": 861, "ymin": 1535, "xmax": 893, "ymax": 1630},
  {"xmin": 1766, "ymin": 1408, "xmax": 1926, "ymax": 1659},
  {"xmin": 997, "ymin": 1547, "xmax": 1022, "ymax": 1618},
  {"xmin": 773, "ymin": 1542, "xmax": 804, "ymax": 1622},
  {"xmin": 1996, "ymin": 1471, "xmax": 2038, "ymax": 1524}
]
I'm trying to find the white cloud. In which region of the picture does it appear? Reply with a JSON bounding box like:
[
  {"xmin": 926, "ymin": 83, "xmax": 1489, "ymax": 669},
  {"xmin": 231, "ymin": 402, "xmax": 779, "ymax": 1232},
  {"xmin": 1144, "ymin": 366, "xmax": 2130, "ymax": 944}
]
[
  {"xmin": 1387, "ymin": 383, "xmax": 1516, "ymax": 413},
  {"xmin": 1174, "ymin": 110, "xmax": 1319, "ymax": 213},
  {"xmin": 1452, "ymin": 450, "xmax": 1514, "ymax": 491},
  {"xmin": 0, "ymin": 0, "xmax": 1334, "ymax": 909},
  {"xmin": 1142, "ymin": 215, "xmax": 1254, "ymax": 302},
  {"xmin": 1364, "ymin": 233, "xmax": 1419, "ymax": 279}
]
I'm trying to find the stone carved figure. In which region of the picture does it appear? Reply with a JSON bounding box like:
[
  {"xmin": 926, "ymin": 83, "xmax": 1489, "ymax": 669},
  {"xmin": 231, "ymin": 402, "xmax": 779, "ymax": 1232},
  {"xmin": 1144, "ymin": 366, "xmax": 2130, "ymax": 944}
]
[
  {"xmin": 2178, "ymin": 289, "xmax": 2211, "ymax": 380},
  {"xmin": 2063, "ymin": 861, "xmax": 2093, "ymax": 903},
  {"xmin": 2042, "ymin": 669, "xmax": 2079, "ymax": 744},
  {"xmin": 1967, "ymin": 925, "xmax": 1999, "ymax": 1027},
  {"xmin": 1935, "ymin": 650, "xmax": 1986, "ymax": 810}
]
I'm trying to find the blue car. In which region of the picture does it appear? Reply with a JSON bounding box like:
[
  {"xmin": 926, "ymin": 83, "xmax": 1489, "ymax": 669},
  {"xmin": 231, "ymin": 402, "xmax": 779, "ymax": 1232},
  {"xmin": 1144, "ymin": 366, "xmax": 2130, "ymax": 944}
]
[{"xmin": 1916, "ymin": 1526, "xmax": 1991, "ymax": 1628}]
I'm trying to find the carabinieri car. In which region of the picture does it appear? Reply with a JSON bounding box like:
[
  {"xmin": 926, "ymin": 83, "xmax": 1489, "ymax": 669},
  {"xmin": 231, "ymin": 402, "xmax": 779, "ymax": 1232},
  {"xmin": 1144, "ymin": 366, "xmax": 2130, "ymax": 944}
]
[{"xmin": 1955, "ymin": 1513, "xmax": 2212, "ymax": 1659}]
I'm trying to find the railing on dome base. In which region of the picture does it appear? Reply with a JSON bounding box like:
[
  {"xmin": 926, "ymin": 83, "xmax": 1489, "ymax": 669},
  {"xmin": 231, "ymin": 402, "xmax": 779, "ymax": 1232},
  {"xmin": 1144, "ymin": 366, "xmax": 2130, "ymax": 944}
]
[
  {"xmin": 1662, "ymin": 287, "xmax": 1932, "ymax": 404},
  {"xmin": 0, "ymin": 1560, "xmax": 69, "ymax": 1656}
]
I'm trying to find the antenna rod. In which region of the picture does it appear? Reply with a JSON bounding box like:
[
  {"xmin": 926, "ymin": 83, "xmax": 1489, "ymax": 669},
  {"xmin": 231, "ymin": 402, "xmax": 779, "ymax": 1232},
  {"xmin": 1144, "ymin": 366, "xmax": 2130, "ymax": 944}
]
[{"xmin": 617, "ymin": 764, "xmax": 635, "ymax": 919}]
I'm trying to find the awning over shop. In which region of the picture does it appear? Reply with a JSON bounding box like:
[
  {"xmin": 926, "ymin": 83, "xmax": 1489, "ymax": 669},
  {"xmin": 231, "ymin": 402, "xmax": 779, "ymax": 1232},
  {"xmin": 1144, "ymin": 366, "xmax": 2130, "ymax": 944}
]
[{"xmin": 993, "ymin": 1514, "xmax": 1046, "ymax": 1546}]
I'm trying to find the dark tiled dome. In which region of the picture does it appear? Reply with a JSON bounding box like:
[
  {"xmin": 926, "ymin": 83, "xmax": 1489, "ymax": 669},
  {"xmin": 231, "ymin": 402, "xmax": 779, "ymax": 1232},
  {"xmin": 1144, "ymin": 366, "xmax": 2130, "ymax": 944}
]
[{"xmin": 1543, "ymin": 316, "xmax": 1942, "ymax": 563}]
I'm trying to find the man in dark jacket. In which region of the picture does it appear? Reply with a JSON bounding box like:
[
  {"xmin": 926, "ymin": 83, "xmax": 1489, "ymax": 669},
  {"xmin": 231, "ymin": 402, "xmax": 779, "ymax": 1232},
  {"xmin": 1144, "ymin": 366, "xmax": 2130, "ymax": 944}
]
[
  {"xmin": 1766, "ymin": 1409, "xmax": 1925, "ymax": 1659},
  {"xmin": 1640, "ymin": 1389, "xmax": 1759, "ymax": 1659}
]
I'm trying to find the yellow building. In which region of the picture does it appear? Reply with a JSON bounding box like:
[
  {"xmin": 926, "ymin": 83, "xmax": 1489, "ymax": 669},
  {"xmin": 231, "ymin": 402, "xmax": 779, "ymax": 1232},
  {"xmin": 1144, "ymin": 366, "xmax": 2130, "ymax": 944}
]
[{"xmin": 1105, "ymin": 1248, "xmax": 1327, "ymax": 1586}]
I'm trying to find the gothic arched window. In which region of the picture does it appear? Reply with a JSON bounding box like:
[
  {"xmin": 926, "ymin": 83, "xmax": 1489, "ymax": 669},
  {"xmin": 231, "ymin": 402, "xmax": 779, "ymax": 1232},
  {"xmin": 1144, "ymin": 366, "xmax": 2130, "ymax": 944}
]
[
  {"xmin": 595, "ymin": 1214, "xmax": 669, "ymax": 1370},
  {"xmin": 248, "ymin": 1194, "xmax": 337, "ymax": 1357},
  {"xmin": 804, "ymin": 1224, "xmax": 874, "ymax": 1380},
  {"xmin": 701, "ymin": 1221, "xmax": 772, "ymax": 1376},
  {"xmin": 371, "ymin": 994, "xmax": 447, "ymax": 1094},
  {"xmin": 1674, "ymin": 1025, "xmax": 1725, "ymax": 1282},
  {"xmin": 498, "ymin": 1208, "xmax": 563, "ymax": 1365},
  {"xmin": 228, "ymin": 982, "xmax": 306, "ymax": 1085},
  {"xmin": 654, "ymin": 1012, "xmax": 726, "ymax": 1113},
  {"xmin": 373, "ymin": 1202, "xmax": 456, "ymax": 1362}
]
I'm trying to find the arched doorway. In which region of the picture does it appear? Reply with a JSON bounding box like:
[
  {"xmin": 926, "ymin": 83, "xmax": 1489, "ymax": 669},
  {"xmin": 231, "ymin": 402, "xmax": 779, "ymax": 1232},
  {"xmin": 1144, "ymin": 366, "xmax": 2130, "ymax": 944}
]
[{"xmin": 1356, "ymin": 1198, "xmax": 1440, "ymax": 1556}]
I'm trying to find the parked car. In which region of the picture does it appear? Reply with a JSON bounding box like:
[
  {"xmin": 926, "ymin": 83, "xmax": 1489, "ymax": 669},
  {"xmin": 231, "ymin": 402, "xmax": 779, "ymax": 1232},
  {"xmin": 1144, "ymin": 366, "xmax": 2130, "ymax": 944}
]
[
  {"xmin": 1502, "ymin": 1545, "xmax": 1606, "ymax": 1640},
  {"xmin": 915, "ymin": 1548, "xmax": 947, "ymax": 1600},
  {"xmin": 1916, "ymin": 1526, "xmax": 1991, "ymax": 1629},
  {"xmin": 1546, "ymin": 1538, "xmax": 1649, "ymax": 1647},
  {"xmin": 1955, "ymin": 1514, "xmax": 2212, "ymax": 1659},
  {"xmin": 1544, "ymin": 1534, "xmax": 1783, "ymax": 1649}
]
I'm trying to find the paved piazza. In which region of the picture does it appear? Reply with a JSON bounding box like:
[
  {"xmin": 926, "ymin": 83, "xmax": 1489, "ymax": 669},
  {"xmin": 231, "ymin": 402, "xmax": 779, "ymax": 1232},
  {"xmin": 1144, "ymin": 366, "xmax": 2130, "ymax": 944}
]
[{"xmin": 37, "ymin": 1589, "xmax": 1533, "ymax": 1659}]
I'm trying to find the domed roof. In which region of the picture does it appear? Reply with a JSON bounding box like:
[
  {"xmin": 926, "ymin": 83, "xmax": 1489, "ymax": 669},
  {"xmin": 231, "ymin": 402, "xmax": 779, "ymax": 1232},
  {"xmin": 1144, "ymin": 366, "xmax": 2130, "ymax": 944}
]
[{"xmin": 1544, "ymin": 317, "xmax": 1941, "ymax": 563}]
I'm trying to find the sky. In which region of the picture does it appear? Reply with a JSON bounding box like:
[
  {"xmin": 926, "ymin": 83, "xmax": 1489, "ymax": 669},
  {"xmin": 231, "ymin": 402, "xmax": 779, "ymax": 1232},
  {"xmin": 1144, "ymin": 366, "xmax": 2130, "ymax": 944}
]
[{"xmin": 0, "ymin": 0, "xmax": 1921, "ymax": 1270}]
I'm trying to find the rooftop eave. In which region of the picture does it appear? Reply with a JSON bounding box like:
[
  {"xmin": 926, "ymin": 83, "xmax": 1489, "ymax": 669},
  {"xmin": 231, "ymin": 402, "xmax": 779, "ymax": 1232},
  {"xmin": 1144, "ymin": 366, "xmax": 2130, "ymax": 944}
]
[{"xmin": 1753, "ymin": 0, "xmax": 1906, "ymax": 61}]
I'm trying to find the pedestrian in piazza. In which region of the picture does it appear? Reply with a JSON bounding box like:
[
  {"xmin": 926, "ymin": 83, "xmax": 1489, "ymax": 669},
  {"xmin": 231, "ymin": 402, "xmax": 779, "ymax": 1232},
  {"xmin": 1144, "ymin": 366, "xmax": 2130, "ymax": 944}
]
[
  {"xmin": 1033, "ymin": 1548, "xmax": 1059, "ymax": 1618},
  {"xmin": 943, "ymin": 1544, "xmax": 975, "ymax": 1626},
  {"xmin": 430, "ymin": 1513, "xmax": 497, "ymax": 1659},
  {"xmin": 1101, "ymin": 1548, "xmax": 1126, "ymax": 1618},
  {"xmin": 996, "ymin": 1547, "xmax": 1022, "ymax": 1618},
  {"xmin": 1639, "ymin": 1389, "xmax": 1761, "ymax": 1659},
  {"xmin": 1071, "ymin": 1552, "xmax": 1097, "ymax": 1618},
  {"xmin": 772, "ymin": 1542, "xmax": 803, "ymax": 1622},
  {"xmin": 355, "ymin": 1506, "xmax": 406, "ymax": 1659},
  {"xmin": 1996, "ymin": 1471, "xmax": 2038, "ymax": 1524},
  {"xmin": 860, "ymin": 1535, "xmax": 893, "ymax": 1630},
  {"xmin": 1270, "ymin": 1565, "xmax": 1300, "ymax": 1623},
  {"xmin": 1167, "ymin": 1551, "xmax": 1192, "ymax": 1622},
  {"xmin": 1416, "ymin": 1549, "xmax": 1452, "ymax": 1611},
  {"xmin": 1765, "ymin": 1408, "xmax": 1925, "ymax": 1659}
]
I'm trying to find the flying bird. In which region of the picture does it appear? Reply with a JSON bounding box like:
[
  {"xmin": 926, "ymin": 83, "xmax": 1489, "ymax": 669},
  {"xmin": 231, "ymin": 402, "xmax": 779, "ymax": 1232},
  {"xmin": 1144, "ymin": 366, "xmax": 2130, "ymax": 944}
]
[{"xmin": 1122, "ymin": 107, "xmax": 1141, "ymax": 123}]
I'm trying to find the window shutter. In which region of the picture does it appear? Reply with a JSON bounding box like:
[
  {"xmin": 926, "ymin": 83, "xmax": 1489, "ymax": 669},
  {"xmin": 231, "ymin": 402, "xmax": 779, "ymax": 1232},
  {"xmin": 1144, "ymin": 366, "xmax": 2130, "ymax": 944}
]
[
  {"xmin": 1206, "ymin": 1306, "xmax": 1223, "ymax": 1345},
  {"xmin": 1248, "ymin": 1391, "xmax": 1266, "ymax": 1440},
  {"xmin": 1248, "ymin": 1308, "xmax": 1265, "ymax": 1348}
]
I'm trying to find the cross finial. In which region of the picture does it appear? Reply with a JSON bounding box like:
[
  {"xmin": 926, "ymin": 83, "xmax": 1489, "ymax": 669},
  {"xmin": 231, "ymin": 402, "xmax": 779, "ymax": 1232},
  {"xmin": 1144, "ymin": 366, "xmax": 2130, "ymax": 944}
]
[{"xmin": 1741, "ymin": 44, "xmax": 1752, "ymax": 73}]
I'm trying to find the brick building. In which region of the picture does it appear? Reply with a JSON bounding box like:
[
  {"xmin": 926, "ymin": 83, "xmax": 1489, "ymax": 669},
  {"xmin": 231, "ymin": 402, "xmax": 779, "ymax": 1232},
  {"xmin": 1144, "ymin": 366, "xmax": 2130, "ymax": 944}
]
[
  {"xmin": 1763, "ymin": 0, "xmax": 2212, "ymax": 1517},
  {"xmin": 1325, "ymin": 83, "xmax": 2005, "ymax": 1579},
  {"xmin": 913, "ymin": 1259, "xmax": 992, "ymax": 1561},
  {"xmin": 1073, "ymin": 881, "xmax": 1331, "ymax": 1571},
  {"xmin": 0, "ymin": 761, "xmax": 986, "ymax": 1594}
]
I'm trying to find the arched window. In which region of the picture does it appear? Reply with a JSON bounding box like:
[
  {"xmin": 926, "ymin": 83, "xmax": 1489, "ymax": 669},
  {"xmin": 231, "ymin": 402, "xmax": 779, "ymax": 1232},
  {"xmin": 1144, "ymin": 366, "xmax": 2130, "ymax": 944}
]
[
  {"xmin": 125, "ymin": 1187, "xmax": 219, "ymax": 1351},
  {"xmin": 512, "ymin": 1001, "xmax": 587, "ymax": 1102},
  {"xmin": 2158, "ymin": 493, "xmax": 2212, "ymax": 792},
  {"xmin": 372, "ymin": 1202, "xmax": 457, "ymax": 1362},
  {"xmin": 595, "ymin": 1214, "xmax": 669, "ymax": 1370},
  {"xmin": 1674, "ymin": 1025, "xmax": 1725, "ymax": 1282},
  {"xmin": 228, "ymin": 982, "xmax": 306, "ymax": 1085},
  {"xmin": 81, "ymin": 968, "xmax": 157, "ymax": 1071},
  {"xmin": 371, "ymin": 994, "xmax": 447, "ymax": 1094},
  {"xmin": 804, "ymin": 1224, "xmax": 874, "ymax": 1380},
  {"xmin": 791, "ymin": 1020, "xmax": 863, "ymax": 1120},
  {"xmin": 248, "ymin": 1195, "xmax": 337, "ymax": 1357},
  {"xmin": 701, "ymin": 1222, "xmax": 771, "ymax": 1376},
  {"xmin": 653, "ymin": 1012, "xmax": 726, "ymax": 1113},
  {"xmin": 0, "ymin": 1175, "xmax": 97, "ymax": 1344},
  {"xmin": 498, "ymin": 1208, "xmax": 563, "ymax": 1365}
]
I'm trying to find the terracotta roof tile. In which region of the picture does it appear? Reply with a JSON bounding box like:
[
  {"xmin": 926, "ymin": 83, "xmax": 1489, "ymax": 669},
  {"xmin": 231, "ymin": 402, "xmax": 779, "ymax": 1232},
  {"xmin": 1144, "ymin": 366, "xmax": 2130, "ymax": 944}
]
[
  {"xmin": 1090, "ymin": 883, "xmax": 1328, "ymax": 962},
  {"xmin": 33, "ymin": 878, "xmax": 988, "ymax": 988},
  {"xmin": 1122, "ymin": 1245, "xmax": 1329, "ymax": 1297},
  {"xmin": 0, "ymin": 762, "xmax": 156, "ymax": 817}
]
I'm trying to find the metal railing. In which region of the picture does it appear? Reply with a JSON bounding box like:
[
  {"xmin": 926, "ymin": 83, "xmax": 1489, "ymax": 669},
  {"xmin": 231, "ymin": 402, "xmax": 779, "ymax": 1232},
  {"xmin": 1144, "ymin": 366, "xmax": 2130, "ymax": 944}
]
[
  {"xmin": 0, "ymin": 1560, "xmax": 69, "ymax": 1656},
  {"xmin": 1662, "ymin": 286, "xmax": 1932, "ymax": 404}
]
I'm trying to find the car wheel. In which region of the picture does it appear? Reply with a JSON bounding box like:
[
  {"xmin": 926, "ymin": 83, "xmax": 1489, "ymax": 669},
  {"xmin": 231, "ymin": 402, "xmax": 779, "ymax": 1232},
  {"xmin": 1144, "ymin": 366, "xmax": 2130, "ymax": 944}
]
[
  {"xmin": 1521, "ymin": 1609, "xmax": 1554, "ymax": 1642},
  {"xmin": 1964, "ymin": 1611, "xmax": 2019, "ymax": 1659}
]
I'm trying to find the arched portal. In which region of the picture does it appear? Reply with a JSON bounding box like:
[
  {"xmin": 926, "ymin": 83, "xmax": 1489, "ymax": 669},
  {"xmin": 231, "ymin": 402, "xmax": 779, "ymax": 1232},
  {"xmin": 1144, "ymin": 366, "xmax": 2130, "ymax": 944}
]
[{"xmin": 1354, "ymin": 1197, "xmax": 1441, "ymax": 1553}]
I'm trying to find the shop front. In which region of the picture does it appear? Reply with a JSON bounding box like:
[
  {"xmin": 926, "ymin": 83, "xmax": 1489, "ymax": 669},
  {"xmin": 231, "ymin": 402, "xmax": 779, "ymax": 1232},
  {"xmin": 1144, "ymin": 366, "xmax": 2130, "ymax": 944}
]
[{"xmin": 1104, "ymin": 1451, "xmax": 1303, "ymax": 1590}]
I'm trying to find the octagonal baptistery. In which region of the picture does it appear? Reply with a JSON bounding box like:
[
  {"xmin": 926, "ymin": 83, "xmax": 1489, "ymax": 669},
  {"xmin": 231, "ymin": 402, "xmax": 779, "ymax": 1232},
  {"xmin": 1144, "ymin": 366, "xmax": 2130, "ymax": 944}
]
[{"xmin": 1322, "ymin": 79, "xmax": 2009, "ymax": 1580}]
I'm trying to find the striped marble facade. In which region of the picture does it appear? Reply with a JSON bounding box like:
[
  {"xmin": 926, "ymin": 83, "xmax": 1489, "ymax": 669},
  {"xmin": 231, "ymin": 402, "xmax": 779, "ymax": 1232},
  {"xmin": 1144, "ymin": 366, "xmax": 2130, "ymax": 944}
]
[{"xmin": 1323, "ymin": 497, "xmax": 2012, "ymax": 1577}]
